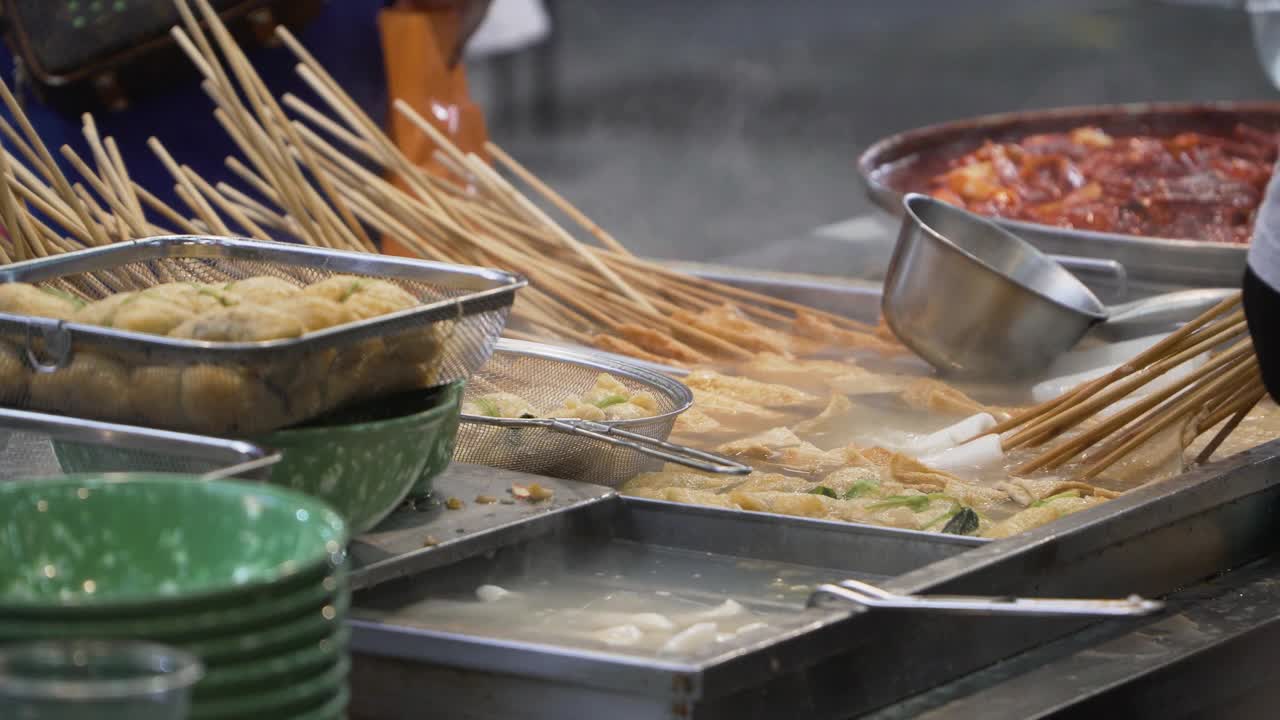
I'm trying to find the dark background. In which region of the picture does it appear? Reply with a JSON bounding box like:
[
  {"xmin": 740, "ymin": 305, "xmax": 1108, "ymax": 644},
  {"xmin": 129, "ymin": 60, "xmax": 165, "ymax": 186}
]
[{"xmin": 479, "ymin": 0, "xmax": 1278, "ymax": 266}]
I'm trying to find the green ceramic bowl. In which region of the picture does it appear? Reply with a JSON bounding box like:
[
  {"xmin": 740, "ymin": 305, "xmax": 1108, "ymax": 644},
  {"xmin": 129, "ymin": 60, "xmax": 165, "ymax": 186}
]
[
  {"xmin": 196, "ymin": 625, "xmax": 349, "ymax": 698},
  {"xmin": 190, "ymin": 656, "xmax": 349, "ymax": 720},
  {"xmin": 292, "ymin": 685, "xmax": 350, "ymax": 720},
  {"xmin": 0, "ymin": 474, "xmax": 347, "ymax": 616},
  {"xmin": 189, "ymin": 589, "xmax": 349, "ymax": 666},
  {"xmin": 0, "ymin": 568, "xmax": 344, "ymax": 643},
  {"xmin": 255, "ymin": 382, "xmax": 462, "ymax": 533}
]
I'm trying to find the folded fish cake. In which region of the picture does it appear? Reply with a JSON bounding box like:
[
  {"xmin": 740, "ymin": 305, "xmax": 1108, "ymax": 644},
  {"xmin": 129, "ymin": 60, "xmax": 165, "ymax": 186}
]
[
  {"xmin": 180, "ymin": 365, "xmax": 289, "ymax": 435},
  {"xmin": 224, "ymin": 276, "xmax": 300, "ymax": 306},
  {"xmin": 0, "ymin": 341, "xmax": 30, "ymax": 405},
  {"xmin": 30, "ymin": 353, "xmax": 132, "ymax": 421},
  {"xmin": 269, "ymin": 295, "xmax": 355, "ymax": 333},
  {"xmin": 130, "ymin": 366, "xmax": 187, "ymax": 429},
  {"xmin": 0, "ymin": 283, "xmax": 84, "ymax": 320},
  {"xmin": 170, "ymin": 305, "xmax": 305, "ymax": 342}
]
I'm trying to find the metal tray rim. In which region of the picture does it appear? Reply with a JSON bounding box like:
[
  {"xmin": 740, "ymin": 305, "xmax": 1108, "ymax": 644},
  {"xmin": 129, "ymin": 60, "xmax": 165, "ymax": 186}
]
[
  {"xmin": 856, "ymin": 100, "xmax": 1277, "ymax": 253},
  {"xmin": 460, "ymin": 338, "xmax": 694, "ymax": 429},
  {"xmin": 0, "ymin": 235, "xmax": 528, "ymax": 358}
]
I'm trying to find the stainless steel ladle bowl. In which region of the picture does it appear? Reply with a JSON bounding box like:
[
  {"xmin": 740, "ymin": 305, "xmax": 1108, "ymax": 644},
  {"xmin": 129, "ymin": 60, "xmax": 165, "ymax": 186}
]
[{"xmin": 882, "ymin": 194, "xmax": 1234, "ymax": 379}]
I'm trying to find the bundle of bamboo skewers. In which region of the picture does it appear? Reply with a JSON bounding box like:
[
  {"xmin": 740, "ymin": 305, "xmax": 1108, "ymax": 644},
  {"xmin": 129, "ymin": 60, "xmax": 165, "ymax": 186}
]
[
  {"xmin": 0, "ymin": 0, "xmax": 894, "ymax": 370},
  {"xmin": 989, "ymin": 293, "xmax": 1267, "ymax": 480}
]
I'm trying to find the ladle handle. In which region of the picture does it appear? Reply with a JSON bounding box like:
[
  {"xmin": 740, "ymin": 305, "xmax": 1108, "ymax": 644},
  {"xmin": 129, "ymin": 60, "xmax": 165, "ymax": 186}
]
[
  {"xmin": 546, "ymin": 418, "xmax": 752, "ymax": 475},
  {"xmin": 1049, "ymin": 254, "xmax": 1128, "ymax": 301},
  {"xmin": 807, "ymin": 579, "xmax": 1163, "ymax": 618},
  {"xmin": 1097, "ymin": 288, "xmax": 1238, "ymax": 340}
]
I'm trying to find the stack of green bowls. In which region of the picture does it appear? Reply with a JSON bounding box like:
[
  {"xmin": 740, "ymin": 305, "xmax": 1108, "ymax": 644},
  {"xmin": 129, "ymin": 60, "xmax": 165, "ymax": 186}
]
[{"xmin": 0, "ymin": 474, "xmax": 351, "ymax": 720}]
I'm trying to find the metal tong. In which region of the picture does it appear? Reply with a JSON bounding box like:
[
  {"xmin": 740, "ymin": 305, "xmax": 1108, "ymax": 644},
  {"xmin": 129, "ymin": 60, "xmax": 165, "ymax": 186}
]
[
  {"xmin": 524, "ymin": 417, "xmax": 751, "ymax": 475},
  {"xmin": 808, "ymin": 578, "xmax": 1163, "ymax": 618}
]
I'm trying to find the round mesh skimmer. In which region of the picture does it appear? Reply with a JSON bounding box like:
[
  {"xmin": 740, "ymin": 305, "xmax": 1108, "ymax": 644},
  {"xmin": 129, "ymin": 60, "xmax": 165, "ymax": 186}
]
[{"xmin": 454, "ymin": 339, "xmax": 749, "ymax": 486}]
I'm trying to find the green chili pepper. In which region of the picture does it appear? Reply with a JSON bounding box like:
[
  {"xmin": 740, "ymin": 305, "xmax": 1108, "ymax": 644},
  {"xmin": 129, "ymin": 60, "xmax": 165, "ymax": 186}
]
[
  {"xmin": 808, "ymin": 485, "xmax": 838, "ymax": 499},
  {"xmin": 941, "ymin": 507, "xmax": 980, "ymax": 536},
  {"xmin": 593, "ymin": 394, "xmax": 629, "ymax": 409},
  {"xmin": 842, "ymin": 480, "xmax": 880, "ymax": 499}
]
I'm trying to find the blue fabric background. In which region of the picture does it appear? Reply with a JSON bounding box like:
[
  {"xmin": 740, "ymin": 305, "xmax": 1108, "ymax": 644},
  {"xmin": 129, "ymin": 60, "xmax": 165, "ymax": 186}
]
[{"xmin": 0, "ymin": 1, "xmax": 390, "ymax": 214}]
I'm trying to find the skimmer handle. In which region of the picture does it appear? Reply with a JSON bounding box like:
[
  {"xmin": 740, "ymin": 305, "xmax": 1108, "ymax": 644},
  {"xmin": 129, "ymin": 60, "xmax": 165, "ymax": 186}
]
[
  {"xmin": 545, "ymin": 418, "xmax": 752, "ymax": 475},
  {"xmin": 807, "ymin": 578, "xmax": 1163, "ymax": 618}
]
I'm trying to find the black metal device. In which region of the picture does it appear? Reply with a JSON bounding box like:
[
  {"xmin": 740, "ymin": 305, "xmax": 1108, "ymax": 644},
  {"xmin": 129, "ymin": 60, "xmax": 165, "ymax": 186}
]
[{"xmin": 0, "ymin": 0, "xmax": 321, "ymax": 111}]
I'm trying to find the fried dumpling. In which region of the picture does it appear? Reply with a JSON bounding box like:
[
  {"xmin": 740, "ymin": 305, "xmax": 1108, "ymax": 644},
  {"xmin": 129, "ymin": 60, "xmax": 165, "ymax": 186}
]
[
  {"xmin": 225, "ymin": 276, "xmax": 300, "ymax": 306},
  {"xmin": 0, "ymin": 283, "xmax": 83, "ymax": 320},
  {"xmin": 170, "ymin": 305, "xmax": 304, "ymax": 342}
]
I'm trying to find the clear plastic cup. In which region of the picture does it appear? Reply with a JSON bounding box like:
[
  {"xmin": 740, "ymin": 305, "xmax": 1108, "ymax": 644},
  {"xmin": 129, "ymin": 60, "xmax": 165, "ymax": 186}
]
[{"xmin": 0, "ymin": 641, "xmax": 203, "ymax": 720}]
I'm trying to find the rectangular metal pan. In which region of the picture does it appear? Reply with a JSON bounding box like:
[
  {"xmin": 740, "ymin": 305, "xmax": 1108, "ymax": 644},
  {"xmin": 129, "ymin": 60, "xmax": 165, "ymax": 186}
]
[
  {"xmin": 856, "ymin": 102, "xmax": 1280, "ymax": 286},
  {"xmin": 349, "ymin": 493, "xmax": 978, "ymax": 712},
  {"xmin": 0, "ymin": 236, "xmax": 524, "ymax": 435},
  {"xmin": 349, "ymin": 439, "xmax": 1280, "ymax": 720}
]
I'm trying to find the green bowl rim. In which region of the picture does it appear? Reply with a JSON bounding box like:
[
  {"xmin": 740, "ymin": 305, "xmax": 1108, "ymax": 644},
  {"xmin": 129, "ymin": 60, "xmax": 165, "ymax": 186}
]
[
  {"xmin": 197, "ymin": 625, "xmax": 349, "ymax": 694},
  {"xmin": 290, "ymin": 684, "xmax": 350, "ymax": 720},
  {"xmin": 190, "ymin": 655, "xmax": 350, "ymax": 720},
  {"xmin": 192, "ymin": 590, "xmax": 349, "ymax": 663},
  {"xmin": 0, "ymin": 570, "xmax": 345, "ymax": 639},
  {"xmin": 0, "ymin": 473, "xmax": 348, "ymax": 613},
  {"xmin": 260, "ymin": 380, "xmax": 462, "ymax": 442}
]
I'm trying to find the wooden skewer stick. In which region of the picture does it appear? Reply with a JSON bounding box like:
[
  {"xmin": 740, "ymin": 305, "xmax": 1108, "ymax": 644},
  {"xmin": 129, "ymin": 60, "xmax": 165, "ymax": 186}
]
[
  {"xmin": 1078, "ymin": 356, "xmax": 1261, "ymax": 480},
  {"xmin": 0, "ymin": 78, "xmax": 107, "ymax": 246},
  {"xmin": 485, "ymin": 141, "xmax": 633, "ymax": 256},
  {"xmin": 1195, "ymin": 383, "xmax": 1267, "ymax": 464}
]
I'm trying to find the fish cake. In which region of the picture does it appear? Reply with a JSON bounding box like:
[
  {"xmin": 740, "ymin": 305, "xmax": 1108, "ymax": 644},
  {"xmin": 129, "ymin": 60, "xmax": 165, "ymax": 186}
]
[
  {"xmin": 110, "ymin": 297, "xmax": 194, "ymax": 335},
  {"xmin": 303, "ymin": 276, "xmax": 419, "ymax": 319},
  {"xmin": 136, "ymin": 283, "xmax": 239, "ymax": 315},
  {"xmin": 74, "ymin": 293, "xmax": 136, "ymax": 327},
  {"xmin": 30, "ymin": 353, "xmax": 131, "ymax": 421},
  {"xmin": 0, "ymin": 283, "xmax": 83, "ymax": 320},
  {"xmin": 170, "ymin": 305, "xmax": 304, "ymax": 342},
  {"xmin": 683, "ymin": 370, "xmax": 821, "ymax": 409},
  {"xmin": 180, "ymin": 365, "xmax": 288, "ymax": 435},
  {"xmin": 0, "ymin": 341, "xmax": 29, "ymax": 404},
  {"xmin": 269, "ymin": 296, "xmax": 355, "ymax": 333},
  {"xmin": 130, "ymin": 366, "xmax": 187, "ymax": 429},
  {"xmin": 224, "ymin": 276, "xmax": 300, "ymax": 306}
]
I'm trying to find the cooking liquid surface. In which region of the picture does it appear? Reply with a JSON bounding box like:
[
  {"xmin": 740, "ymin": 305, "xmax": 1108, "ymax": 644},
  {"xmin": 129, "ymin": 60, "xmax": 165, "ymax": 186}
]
[{"xmin": 356, "ymin": 539, "xmax": 856, "ymax": 659}]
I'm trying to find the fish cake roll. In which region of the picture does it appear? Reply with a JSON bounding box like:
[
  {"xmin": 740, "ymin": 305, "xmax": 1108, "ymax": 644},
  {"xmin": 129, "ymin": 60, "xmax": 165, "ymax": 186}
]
[
  {"xmin": 30, "ymin": 353, "xmax": 131, "ymax": 421},
  {"xmin": 170, "ymin": 305, "xmax": 304, "ymax": 342},
  {"xmin": 0, "ymin": 283, "xmax": 83, "ymax": 320}
]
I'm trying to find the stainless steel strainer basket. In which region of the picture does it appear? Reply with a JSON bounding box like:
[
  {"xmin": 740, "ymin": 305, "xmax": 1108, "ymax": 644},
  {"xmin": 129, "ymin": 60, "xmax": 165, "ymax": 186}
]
[
  {"xmin": 0, "ymin": 407, "xmax": 279, "ymax": 481},
  {"xmin": 0, "ymin": 236, "xmax": 524, "ymax": 435},
  {"xmin": 454, "ymin": 339, "xmax": 749, "ymax": 487}
]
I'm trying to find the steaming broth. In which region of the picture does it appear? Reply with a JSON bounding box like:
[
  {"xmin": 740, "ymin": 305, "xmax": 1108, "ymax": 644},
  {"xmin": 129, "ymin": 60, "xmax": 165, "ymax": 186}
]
[
  {"xmin": 624, "ymin": 334, "xmax": 1280, "ymax": 538},
  {"xmin": 357, "ymin": 539, "xmax": 844, "ymax": 659}
]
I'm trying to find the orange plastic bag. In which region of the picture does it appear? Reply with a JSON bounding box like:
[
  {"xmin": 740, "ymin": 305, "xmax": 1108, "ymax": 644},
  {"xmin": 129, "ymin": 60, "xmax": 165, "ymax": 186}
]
[{"xmin": 377, "ymin": 6, "xmax": 489, "ymax": 256}]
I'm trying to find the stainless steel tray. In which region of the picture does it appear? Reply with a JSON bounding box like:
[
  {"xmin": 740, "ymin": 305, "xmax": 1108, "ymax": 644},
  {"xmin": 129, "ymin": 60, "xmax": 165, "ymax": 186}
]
[
  {"xmin": 0, "ymin": 236, "xmax": 524, "ymax": 434},
  {"xmin": 349, "ymin": 439, "xmax": 1280, "ymax": 720},
  {"xmin": 856, "ymin": 102, "xmax": 1280, "ymax": 286}
]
